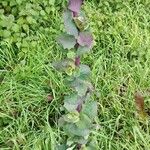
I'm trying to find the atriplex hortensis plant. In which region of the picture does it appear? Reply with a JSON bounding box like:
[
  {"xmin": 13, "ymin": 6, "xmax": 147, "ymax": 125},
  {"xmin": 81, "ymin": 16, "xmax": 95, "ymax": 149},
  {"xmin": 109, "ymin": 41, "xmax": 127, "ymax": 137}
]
[{"xmin": 53, "ymin": 0, "xmax": 98, "ymax": 149}]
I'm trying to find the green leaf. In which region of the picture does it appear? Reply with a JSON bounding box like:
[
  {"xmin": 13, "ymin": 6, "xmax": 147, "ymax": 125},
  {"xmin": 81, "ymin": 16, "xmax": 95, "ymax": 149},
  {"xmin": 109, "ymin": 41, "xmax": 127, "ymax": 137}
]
[
  {"xmin": 10, "ymin": 0, "xmax": 17, "ymax": 6},
  {"xmin": 49, "ymin": 0, "xmax": 55, "ymax": 5},
  {"xmin": 81, "ymin": 145, "xmax": 88, "ymax": 150},
  {"xmin": 67, "ymin": 51, "xmax": 76, "ymax": 59},
  {"xmin": 64, "ymin": 94, "xmax": 80, "ymax": 111},
  {"xmin": 12, "ymin": 24, "xmax": 20, "ymax": 32},
  {"xmin": 77, "ymin": 46, "xmax": 91, "ymax": 56},
  {"xmin": 52, "ymin": 59, "xmax": 75, "ymax": 72},
  {"xmin": 22, "ymin": 24, "xmax": 29, "ymax": 32},
  {"xmin": 64, "ymin": 123, "xmax": 90, "ymax": 137},
  {"xmin": 8, "ymin": 15, "xmax": 15, "ymax": 22},
  {"xmin": 16, "ymin": 0, "xmax": 22, "ymax": 5},
  {"xmin": 26, "ymin": 16, "xmax": 36, "ymax": 24},
  {"xmin": 22, "ymin": 48, "xmax": 28, "ymax": 53},
  {"xmin": 3, "ymin": 30, "xmax": 11, "ymax": 38},
  {"xmin": 22, "ymin": 39, "xmax": 28, "ymax": 48},
  {"xmin": 76, "ymin": 114, "xmax": 91, "ymax": 129},
  {"xmin": 70, "ymin": 79, "xmax": 93, "ymax": 96},
  {"xmin": 75, "ymin": 82, "xmax": 88, "ymax": 96},
  {"xmin": 63, "ymin": 10, "xmax": 78, "ymax": 38},
  {"xmin": 16, "ymin": 42, "xmax": 22, "ymax": 48},
  {"xmin": 57, "ymin": 34, "xmax": 76, "ymax": 49},
  {"xmin": 17, "ymin": 17, "xmax": 25, "ymax": 25},
  {"xmin": 79, "ymin": 65, "xmax": 91, "ymax": 79},
  {"xmin": 40, "ymin": 10, "xmax": 46, "ymax": 16},
  {"xmin": 0, "ymin": 9, "xmax": 4, "ymax": 14},
  {"xmin": 31, "ymin": 41, "xmax": 37, "ymax": 47},
  {"xmin": 82, "ymin": 101, "xmax": 97, "ymax": 119},
  {"xmin": 87, "ymin": 140, "xmax": 98, "ymax": 150},
  {"xmin": 74, "ymin": 16, "xmax": 87, "ymax": 31},
  {"xmin": 63, "ymin": 111, "xmax": 80, "ymax": 123},
  {"xmin": 45, "ymin": 7, "xmax": 51, "ymax": 14},
  {"xmin": 65, "ymin": 66, "xmax": 74, "ymax": 76},
  {"xmin": 2, "ymin": 1, "xmax": 8, "ymax": 7},
  {"xmin": 56, "ymin": 144, "xmax": 67, "ymax": 150},
  {"xmin": 58, "ymin": 117, "xmax": 66, "ymax": 127},
  {"xmin": 0, "ymin": 15, "xmax": 14, "ymax": 28},
  {"xmin": 67, "ymin": 136, "xmax": 88, "ymax": 145}
]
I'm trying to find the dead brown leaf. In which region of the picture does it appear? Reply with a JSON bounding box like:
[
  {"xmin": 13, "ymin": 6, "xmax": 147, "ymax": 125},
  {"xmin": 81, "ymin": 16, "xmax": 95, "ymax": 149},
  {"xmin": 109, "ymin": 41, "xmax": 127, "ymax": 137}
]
[
  {"xmin": 134, "ymin": 91, "xmax": 147, "ymax": 119},
  {"xmin": 47, "ymin": 94, "xmax": 53, "ymax": 102}
]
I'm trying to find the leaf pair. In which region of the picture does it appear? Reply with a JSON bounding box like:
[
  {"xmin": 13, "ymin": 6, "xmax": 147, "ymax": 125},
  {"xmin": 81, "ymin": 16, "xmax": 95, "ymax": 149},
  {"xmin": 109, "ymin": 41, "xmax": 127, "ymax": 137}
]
[
  {"xmin": 64, "ymin": 65, "xmax": 93, "ymax": 96},
  {"xmin": 57, "ymin": 31, "xmax": 93, "ymax": 55},
  {"xmin": 58, "ymin": 10, "xmax": 93, "ymax": 56},
  {"xmin": 61, "ymin": 100, "xmax": 97, "ymax": 138}
]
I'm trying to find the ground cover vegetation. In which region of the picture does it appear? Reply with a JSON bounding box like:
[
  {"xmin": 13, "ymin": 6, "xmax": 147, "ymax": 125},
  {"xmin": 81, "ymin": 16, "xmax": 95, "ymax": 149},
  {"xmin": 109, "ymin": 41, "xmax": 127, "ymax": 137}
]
[{"xmin": 0, "ymin": 0, "xmax": 150, "ymax": 149}]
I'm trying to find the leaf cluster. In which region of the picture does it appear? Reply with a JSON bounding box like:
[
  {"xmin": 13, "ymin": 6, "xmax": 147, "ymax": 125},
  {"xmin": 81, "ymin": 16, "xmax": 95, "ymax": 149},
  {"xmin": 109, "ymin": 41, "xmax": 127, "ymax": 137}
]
[
  {"xmin": 0, "ymin": 0, "xmax": 63, "ymax": 59},
  {"xmin": 53, "ymin": 0, "xmax": 98, "ymax": 149}
]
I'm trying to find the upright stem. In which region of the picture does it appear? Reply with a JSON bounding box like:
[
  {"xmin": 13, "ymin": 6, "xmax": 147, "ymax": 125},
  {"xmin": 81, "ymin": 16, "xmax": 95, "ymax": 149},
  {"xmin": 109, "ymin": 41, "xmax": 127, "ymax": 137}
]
[{"xmin": 56, "ymin": 0, "xmax": 97, "ymax": 149}]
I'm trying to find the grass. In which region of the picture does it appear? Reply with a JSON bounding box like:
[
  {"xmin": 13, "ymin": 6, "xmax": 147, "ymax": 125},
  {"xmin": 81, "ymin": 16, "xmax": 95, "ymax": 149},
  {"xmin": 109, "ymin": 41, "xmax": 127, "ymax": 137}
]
[{"xmin": 0, "ymin": 0, "xmax": 150, "ymax": 149}]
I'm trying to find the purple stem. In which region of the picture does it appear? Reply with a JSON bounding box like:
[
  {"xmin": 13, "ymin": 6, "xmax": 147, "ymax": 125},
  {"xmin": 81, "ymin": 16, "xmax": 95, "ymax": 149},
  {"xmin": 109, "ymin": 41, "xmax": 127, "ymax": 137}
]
[
  {"xmin": 76, "ymin": 103, "xmax": 82, "ymax": 112},
  {"xmin": 73, "ymin": 11, "xmax": 78, "ymax": 17},
  {"xmin": 75, "ymin": 56, "xmax": 80, "ymax": 66}
]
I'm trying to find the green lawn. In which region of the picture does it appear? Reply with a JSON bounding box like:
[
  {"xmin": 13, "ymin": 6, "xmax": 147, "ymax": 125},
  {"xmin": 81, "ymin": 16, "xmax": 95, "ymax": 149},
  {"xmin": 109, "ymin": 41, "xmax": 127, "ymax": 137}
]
[{"xmin": 0, "ymin": 0, "xmax": 150, "ymax": 149}]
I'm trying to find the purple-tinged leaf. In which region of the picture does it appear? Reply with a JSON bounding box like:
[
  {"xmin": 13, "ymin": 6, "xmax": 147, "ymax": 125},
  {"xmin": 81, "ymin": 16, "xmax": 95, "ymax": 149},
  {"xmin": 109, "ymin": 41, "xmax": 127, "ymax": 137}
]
[
  {"xmin": 77, "ymin": 31, "xmax": 93, "ymax": 48},
  {"xmin": 68, "ymin": 0, "xmax": 83, "ymax": 14},
  {"xmin": 63, "ymin": 10, "xmax": 78, "ymax": 38},
  {"xmin": 57, "ymin": 34, "xmax": 76, "ymax": 49}
]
